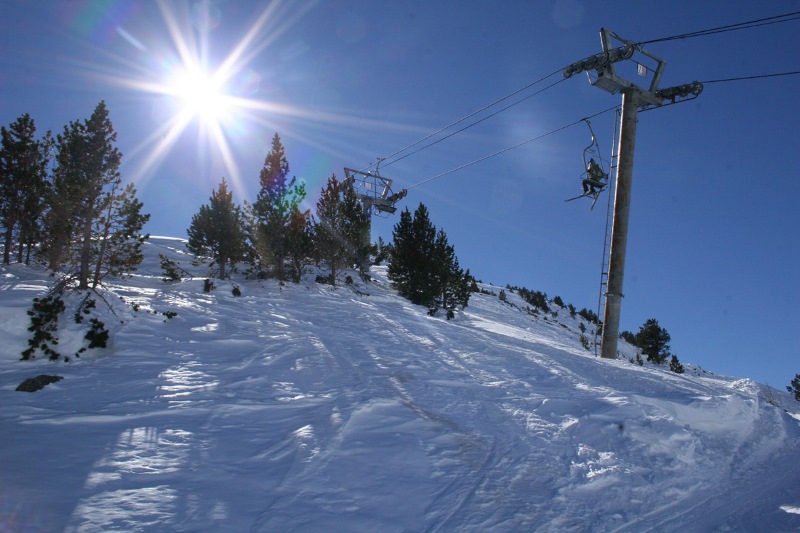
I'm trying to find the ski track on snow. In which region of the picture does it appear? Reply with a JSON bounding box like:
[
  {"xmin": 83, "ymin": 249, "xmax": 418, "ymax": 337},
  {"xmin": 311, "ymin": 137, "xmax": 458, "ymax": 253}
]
[{"xmin": 0, "ymin": 237, "xmax": 798, "ymax": 532}]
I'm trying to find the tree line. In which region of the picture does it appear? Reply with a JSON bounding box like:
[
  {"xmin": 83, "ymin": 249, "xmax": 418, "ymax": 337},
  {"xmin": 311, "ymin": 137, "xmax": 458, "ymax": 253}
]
[
  {"xmin": 0, "ymin": 105, "xmax": 470, "ymax": 322},
  {"xmin": 2, "ymin": 103, "xmax": 472, "ymax": 362},
  {"xmin": 0, "ymin": 102, "xmax": 149, "ymax": 289},
  {"xmin": 185, "ymin": 133, "xmax": 367, "ymax": 284},
  {"xmin": 185, "ymin": 133, "xmax": 472, "ymax": 317},
  {"xmin": 1, "ymin": 103, "xmax": 150, "ymax": 362}
]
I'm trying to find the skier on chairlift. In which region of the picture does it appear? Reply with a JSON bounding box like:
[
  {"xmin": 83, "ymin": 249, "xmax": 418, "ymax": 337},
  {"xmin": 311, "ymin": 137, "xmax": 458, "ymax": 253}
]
[{"xmin": 582, "ymin": 158, "xmax": 607, "ymax": 195}]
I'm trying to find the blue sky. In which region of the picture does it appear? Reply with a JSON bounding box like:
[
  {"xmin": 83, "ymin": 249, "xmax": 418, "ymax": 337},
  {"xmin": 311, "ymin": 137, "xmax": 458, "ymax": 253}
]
[{"xmin": 1, "ymin": 0, "xmax": 798, "ymax": 387}]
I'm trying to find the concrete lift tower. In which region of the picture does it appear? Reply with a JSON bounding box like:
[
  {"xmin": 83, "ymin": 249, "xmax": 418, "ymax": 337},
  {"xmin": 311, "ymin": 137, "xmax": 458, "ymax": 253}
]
[{"xmin": 563, "ymin": 29, "xmax": 702, "ymax": 360}]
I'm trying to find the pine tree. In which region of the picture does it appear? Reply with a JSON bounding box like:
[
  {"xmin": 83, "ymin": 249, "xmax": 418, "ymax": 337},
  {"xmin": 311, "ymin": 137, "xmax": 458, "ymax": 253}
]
[
  {"xmin": 389, "ymin": 204, "xmax": 435, "ymax": 306},
  {"xmin": 432, "ymin": 228, "xmax": 471, "ymax": 318},
  {"xmin": 250, "ymin": 133, "xmax": 306, "ymax": 280},
  {"xmin": 787, "ymin": 374, "xmax": 800, "ymax": 401},
  {"xmin": 314, "ymin": 175, "xmax": 348, "ymax": 285},
  {"xmin": 42, "ymin": 101, "xmax": 148, "ymax": 288},
  {"xmin": 388, "ymin": 203, "xmax": 470, "ymax": 317},
  {"xmin": 187, "ymin": 177, "xmax": 247, "ymax": 279},
  {"xmin": 634, "ymin": 318, "xmax": 672, "ymax": 364},
  {"xmin": 313, "ymin": 175, "xmax": 369, "ymax": 285},
  {"xmin": 286, "ymin": 207, "xmax": 313, "ymax": 283},
  {"xmin": 340, "ymin": 178, "xmax": 370, "ymax": 278},
  {"xmin": 371, "ymin": 236, "xmax": 391, "ymax": 265},
  {"xmin": 90, "ymin": 182, "xmax": 150, "ymax": 288},
  {"xmin": 0, "ymin": 113, "xmax": 52, "ymax": 264}
]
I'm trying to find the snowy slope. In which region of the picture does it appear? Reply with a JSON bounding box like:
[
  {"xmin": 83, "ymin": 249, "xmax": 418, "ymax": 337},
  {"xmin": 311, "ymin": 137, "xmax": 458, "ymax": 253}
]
[{"xmin": 1, "ymin": 237, "xmax": 798, "ymax": 532}]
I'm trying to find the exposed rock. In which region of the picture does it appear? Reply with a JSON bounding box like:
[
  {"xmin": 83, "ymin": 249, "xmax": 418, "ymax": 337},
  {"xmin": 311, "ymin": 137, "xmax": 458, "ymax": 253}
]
[{"xmin": 16, "ymin": 374, "xmax": 64, "ymax": 392}]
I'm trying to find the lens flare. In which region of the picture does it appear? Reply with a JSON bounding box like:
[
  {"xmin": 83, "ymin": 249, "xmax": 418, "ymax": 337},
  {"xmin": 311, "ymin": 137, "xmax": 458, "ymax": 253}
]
[
  {"xmin": 169, "ymin": 67, "xmax": 230, "ymax": 123},
  {"xmin": 75, "ymin": 0, "xmax": 402, "ymax": 201}
]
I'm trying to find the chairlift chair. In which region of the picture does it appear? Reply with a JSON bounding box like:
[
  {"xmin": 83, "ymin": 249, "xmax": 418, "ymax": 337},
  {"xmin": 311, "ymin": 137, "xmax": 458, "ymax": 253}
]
[{"xmin": 565, "ymin": 119, "xmax": 609, "ymax": 210}]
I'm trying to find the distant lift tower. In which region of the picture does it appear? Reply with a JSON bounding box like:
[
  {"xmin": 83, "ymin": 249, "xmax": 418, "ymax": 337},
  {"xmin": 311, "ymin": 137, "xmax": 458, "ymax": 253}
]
[{"xmin": 563, "ymin": 28, "xmax": 702, "ymax": 360}]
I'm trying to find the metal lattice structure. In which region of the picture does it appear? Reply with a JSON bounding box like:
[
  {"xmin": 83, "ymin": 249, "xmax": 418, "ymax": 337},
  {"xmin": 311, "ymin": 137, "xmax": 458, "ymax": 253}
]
[
  {"xmin": 343, "ymin": 167, "xmax": 407, "ymax": 216},
  {"xmin": 564, "ymin": 28, "xmax": 702, "ymax": 110}
]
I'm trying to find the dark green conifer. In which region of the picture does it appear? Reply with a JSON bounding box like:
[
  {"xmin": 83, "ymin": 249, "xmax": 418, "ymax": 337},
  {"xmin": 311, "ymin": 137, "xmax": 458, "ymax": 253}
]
[
  {"xmin": 187, "ymin": 177, "xmax": 247, "ymax": 279},
  {"xmin": 285, "ymin": 207, "xmax": 313, "ymax": 282},
  {"xmin": 0, "ymin": 113, "xmax": 52, "ymax": 265},
  {"xmin": 388, "ymin": 203, "xmax": 470, "ymax": 318},
  {"xmin": 313, "ymin": 175, "xmax": 369, "ymax": 285},
  {"xmin": 669, "ymin": 354, "xmax": 685, "ymax": 374},
  {"xmin": 41, "ymin": 101, "xmax": 148, "ymax": 288},
  {"xmin": 250, "ymin": 133, "xmax": 306, "ymax": 280},
  {"xmin": 786, "ymin": 374, "xmax": 800, "ymax": 401},
  {"xmin": 634, "ymin": 318, "xmax": 672, "ymax": 364}
]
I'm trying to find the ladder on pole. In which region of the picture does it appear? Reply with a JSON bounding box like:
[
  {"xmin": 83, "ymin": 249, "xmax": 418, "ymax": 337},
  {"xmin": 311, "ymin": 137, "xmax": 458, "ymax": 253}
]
[{"xmin": 593, "ymin": 108, "xmax": 622, "ymax": 356}]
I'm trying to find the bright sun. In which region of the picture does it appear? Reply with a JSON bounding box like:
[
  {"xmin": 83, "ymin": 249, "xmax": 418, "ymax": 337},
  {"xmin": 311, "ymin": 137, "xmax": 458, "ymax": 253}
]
[
  {"xmin": 108, "ymin": 1, "xmax": 328, "ymax": 192},
  {"xmin": 170, "ymin": 68, "xmax": 230, "ymax": 122}
]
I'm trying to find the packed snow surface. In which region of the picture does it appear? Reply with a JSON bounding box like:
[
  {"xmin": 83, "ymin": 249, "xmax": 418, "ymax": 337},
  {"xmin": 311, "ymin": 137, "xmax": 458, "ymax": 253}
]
[{"xmin": 1, "ymin": 237, "xmax": 798, "ymax": 532}]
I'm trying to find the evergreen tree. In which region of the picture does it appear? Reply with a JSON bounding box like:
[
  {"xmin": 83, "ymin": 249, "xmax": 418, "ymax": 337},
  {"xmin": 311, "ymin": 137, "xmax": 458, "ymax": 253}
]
[
  {"xmin": 187, "ymin": 177, "xmax": 247, "ymax": 279},
  {"xmin": 42, "ymin": 101, "xmax": 148, "ymax": 288},
  {"xmin": 370, "ymin": 236, "xmax": 391, "ymax": 265},
  {"xmin": 669, "ymin": 354, "xmax": 685, "ymax": 374},
  {"xmin": 341, "ymin": 178, "xmax": 370, "ymax": 277},
  {"xmin": 787, "ymin": 373, "xmax": 800, "ymax": 401},
  {"xmin": 512, "ymin": 286, "xmax": 550, "ymax": 313},
  {"xmin": 432, "ymin": 228, "xmax": 471, "ymax": 318},
  {"xmin": 313, "ymin": 175, "xmax": 369, "ymax": 285},
  {"xmin": 0, "ymin": 113, "xmax": 52, "ymax": 264},
  {"xmin": 620, "ymin": 330, "xmax": 637, "ymax": 344},
  {"xmin": 250, "ymin": 133, "xmax": 306, "ymax": 280},
  {"xmin": 634, "ymin": 318, "xmax": 672, "ymax": 364},
  {"xmin": 314, "ymin": 175, "xmax": 348, "ymax": 285},
  {"xmin": 578, "ymin": 307, "xmax": 597, "ymax": 323},
  {"xmin": 90, "ymin": 182, "xmax": 150, "ymax": 288},
  {"xmin": 389, "ymin": 204, "xmax": 436, "ymax": 306},
  {"xmin": 286, "ymin": 207, "xmax": 313, "ymax": 283},
  {"xmin": 388, "ymin": 203, "xmax": 470, "ymax": 317}
]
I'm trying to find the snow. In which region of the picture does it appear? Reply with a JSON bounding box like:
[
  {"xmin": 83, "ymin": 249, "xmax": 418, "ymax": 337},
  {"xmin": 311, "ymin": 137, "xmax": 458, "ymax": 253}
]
[{"xmin": 1, "ymin": 237, "xmax": 799, "ymax": 532}]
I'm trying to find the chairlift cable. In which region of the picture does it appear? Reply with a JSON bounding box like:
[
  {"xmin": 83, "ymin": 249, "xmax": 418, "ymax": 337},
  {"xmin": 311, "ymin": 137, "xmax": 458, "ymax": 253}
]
[
  {"xmin": 699, "ymin": 70, "xmax": 800, "ymax": 84},
  {"xmin": 637, "ymin": 10, "xmax": 800, "ymax": 45},
  {"xmin": 406, "ymin": 104, "xmax": 619, "ymax": 190},
  {"xmin": 362, "ymin": 12, "xmax": 799, "ymax": 182},
  {"xmin": 382, "ymin": 77, "xmax": 569, "ymax": 169},
  {"xmin": 380, "ymin": 67, "xmax": 562, "ymax": 162},
  {"xmin": 376, "ymin": 67, "xmax": 564, "ymax": 170}
]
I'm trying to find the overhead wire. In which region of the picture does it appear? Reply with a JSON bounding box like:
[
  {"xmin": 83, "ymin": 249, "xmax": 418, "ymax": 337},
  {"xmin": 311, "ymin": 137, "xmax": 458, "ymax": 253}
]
[
  {"xmin": 637, "ymin": 10, "xmax": 800, "ymax": 45},
  {"xmin": 406, "ymin": 104, "xmax": 620, "ymax": 190},
  {"xmin": 367, "ymin": 10, "xmax": 800, "ymax": 188},
  {"xmin": 377, "ymin": 67, "xmax": 564, "ymax": 169},
  {"xmin": 382, "ymin": 77, "xmax": 569, "ymax": 169},
  {"xmin": 700, "ymin": 70, "xmax": 800, "ymax": 84}
]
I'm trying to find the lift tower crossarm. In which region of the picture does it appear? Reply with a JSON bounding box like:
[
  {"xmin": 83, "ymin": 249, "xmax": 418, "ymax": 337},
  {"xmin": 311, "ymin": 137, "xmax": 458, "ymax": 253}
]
[{"xmin": 562, "ymin": 41, "xmax": 635, "ymax": 80}]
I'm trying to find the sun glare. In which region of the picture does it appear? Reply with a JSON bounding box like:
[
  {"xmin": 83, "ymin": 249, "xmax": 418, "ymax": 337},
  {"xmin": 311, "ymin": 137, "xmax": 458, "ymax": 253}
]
[
  {"xmin": 97, "ymin": 1, "xmax": 338, "ymax": 195},
  {"xmin": 170, "ymin": 68, "xmax": 230, "ymax": 122}
]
